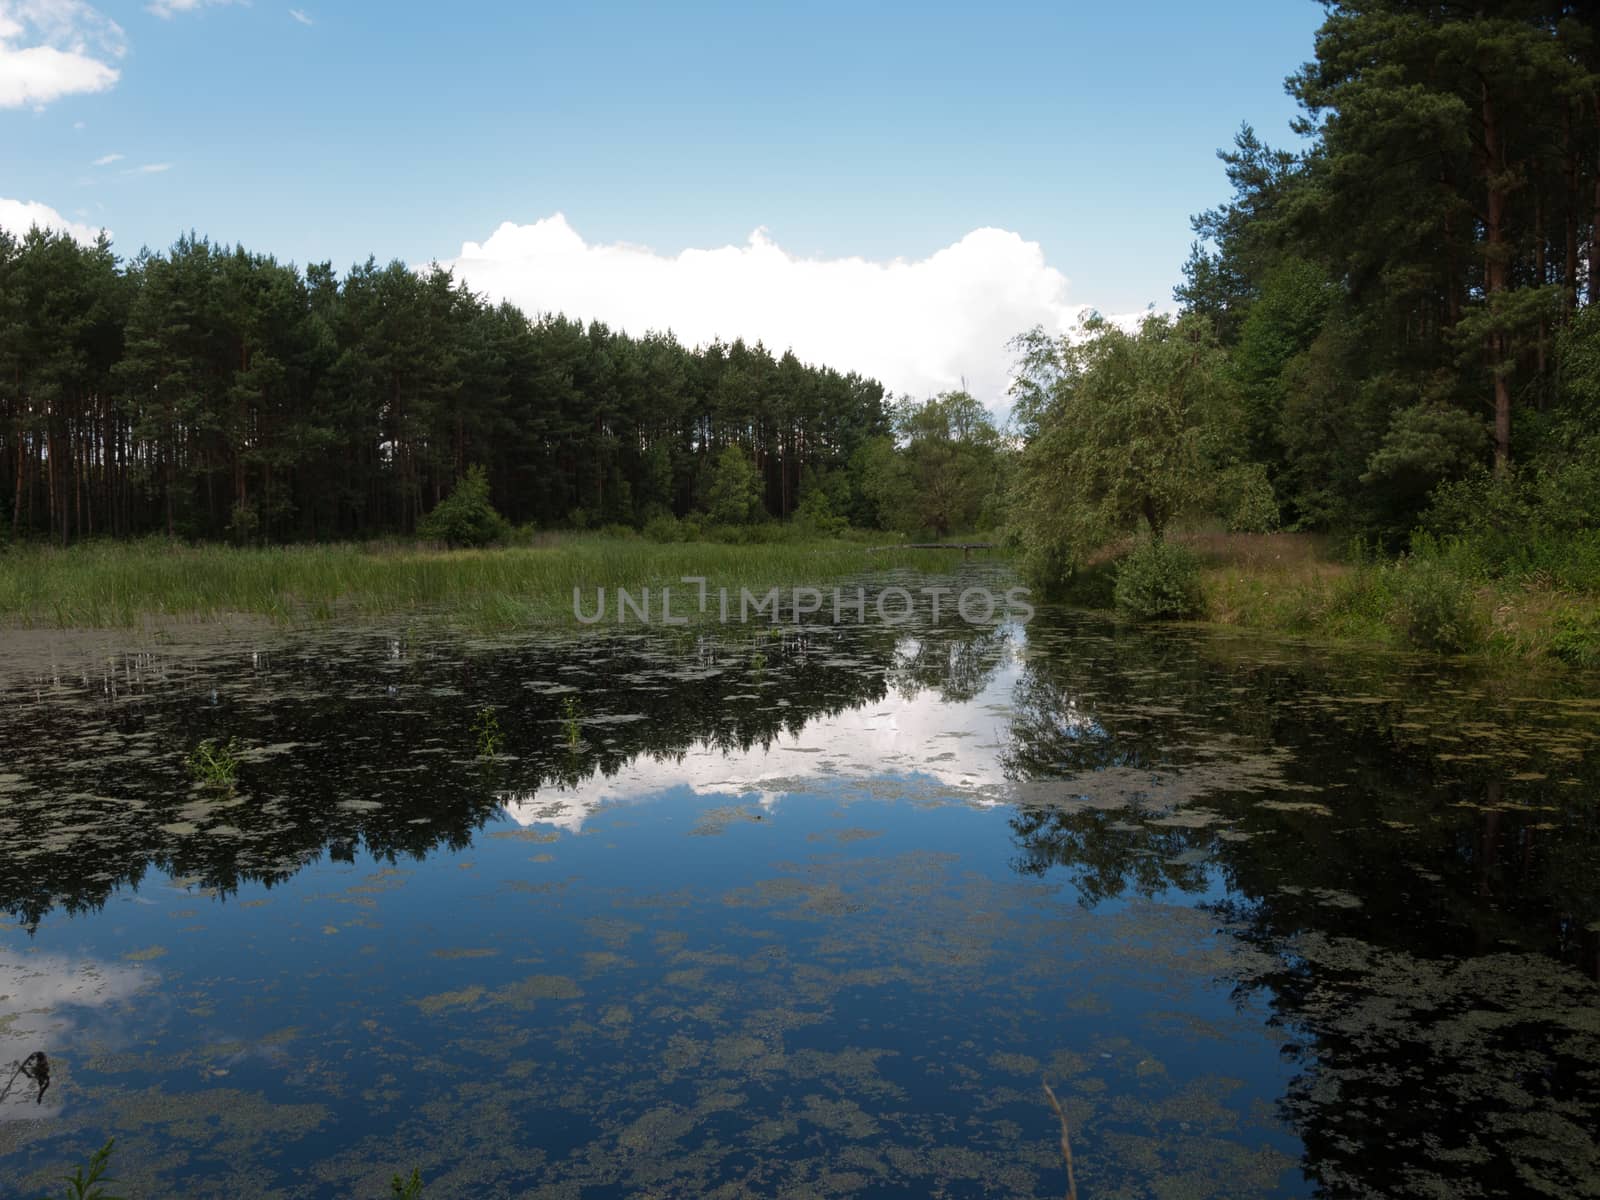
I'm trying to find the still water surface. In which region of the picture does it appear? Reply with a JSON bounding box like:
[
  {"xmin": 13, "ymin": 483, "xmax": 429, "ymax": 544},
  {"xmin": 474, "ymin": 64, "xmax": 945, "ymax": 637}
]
[{"xmin": 2, "ymin": 576, "xmax": 1597, "ymax": 1198}]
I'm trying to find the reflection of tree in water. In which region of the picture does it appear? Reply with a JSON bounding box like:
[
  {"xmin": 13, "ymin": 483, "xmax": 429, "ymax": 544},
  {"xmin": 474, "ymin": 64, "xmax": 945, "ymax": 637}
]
[
  {"xmin": 886, "ymin": 625, "xmax": 1013, "ymax": 703},
  {"xmin": 0, "ymin": 618, "xmax": 1011, "ymax": 928},
  {"xmin": 998, "ymin": 611, "xmax": 1600, "ymax": 1198},
  {"xmin": 0, "ymin": 1051, "xmax": 50, "ymax": 1107}
]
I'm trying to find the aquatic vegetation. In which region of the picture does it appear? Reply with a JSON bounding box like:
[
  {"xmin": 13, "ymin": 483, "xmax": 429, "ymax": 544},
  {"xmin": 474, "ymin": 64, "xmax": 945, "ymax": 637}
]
[
  {"xmin": 561, "ymin": 695, "xmax": 582, "ymax": 750},
  {"xmin": 48, "ymin": 1140, "xmax": 120, "ymax": 1200},
  {"xmin": 2, "ymin": 598, "xmax": 1598, "ymax": 1197},
  {"xmin": 185, "ymin": 738, "xmax": 241, "ymax": 791},
  {"xmin": 391, "ymin": 1167, "xmax": 425, "ymax": 1198},
  {"xmin": 471, "ymin": 706, "xmax": 505, "ymax": 759}
]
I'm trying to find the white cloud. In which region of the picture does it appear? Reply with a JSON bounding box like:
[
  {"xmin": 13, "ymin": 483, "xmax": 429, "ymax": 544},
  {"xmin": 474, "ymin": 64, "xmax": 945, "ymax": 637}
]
[
  {"xmin": 440, "ymin": 215, "xmax": 1105, "ymax": 415},
  {"xmin": 146, "ymin": 0, "xmax": 241, "ymax": 16},
  {"xmin": 288, "ymin": 6, "xmax": 310, "ymax": 24},
  {"xmin": 0, "ymin": 195, "xmax": 106, "ymax": 243},
  {"xmin": 0, "ymin": 946, "xmax": 154, "ymax": 1122},
  {"xmin": 90, "ymin": 150, "xmax": 121, "ymax": 165},
  {"xmin": 500, "ymin": 634, "xmax": 1022, "ymax": 835},
  {"xmin": 0, "ymin": 0, "xmax": 125, "ymax": 108},
  {"xmin": 123, "ymin": 160, "xmax": 171, "ymax": 174}
]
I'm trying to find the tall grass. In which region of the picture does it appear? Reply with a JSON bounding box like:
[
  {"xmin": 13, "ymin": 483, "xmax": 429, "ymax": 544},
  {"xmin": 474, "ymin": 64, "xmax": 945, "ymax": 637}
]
[
  {"xmin": 1188, "ymin": 530, "xmax": 1600, "ymax": 663},
  {"xmin": 0, "ymin": 535, "xmax": 979, "ymax": 629}
]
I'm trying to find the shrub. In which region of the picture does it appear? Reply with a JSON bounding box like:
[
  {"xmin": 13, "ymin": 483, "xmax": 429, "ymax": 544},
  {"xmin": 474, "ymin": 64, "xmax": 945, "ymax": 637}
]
[
  {"xmin": 705, "ymin": 447, "xmax": 764, "ymax": 525},
  {"xmin": 1389, "ymin": 558, "xmax": 1481, "ymax": 653},
  {"xmin": 1550, "ymin": 610, "xmax": 1600, "ymax": 668},
  {"xmin": 419, "ymin": 466, "xmax": 508, "ymax": 548},
  {"xmin": 1113, "ymin": 538, "xmax": 1203, "ymax": 619},
  {"xmin": 226, "ymin": 501, "xmax": 260, "ymax": 546},
  {"xmin": 641, "ymin": 514, "xmax": 682, "ymax": 543}
]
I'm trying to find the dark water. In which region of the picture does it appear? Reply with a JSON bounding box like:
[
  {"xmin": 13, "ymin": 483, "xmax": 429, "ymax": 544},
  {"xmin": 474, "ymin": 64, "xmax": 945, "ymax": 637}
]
[{"xmin": 2, "ymin": 576, "xmax": 1598, "ymax": 1198}]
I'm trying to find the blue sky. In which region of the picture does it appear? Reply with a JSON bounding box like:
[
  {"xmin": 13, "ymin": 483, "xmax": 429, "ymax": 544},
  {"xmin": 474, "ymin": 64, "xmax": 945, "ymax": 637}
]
[{"xmin": 3, "ymin": 0, "xmax": 1324, "ymax": 404}]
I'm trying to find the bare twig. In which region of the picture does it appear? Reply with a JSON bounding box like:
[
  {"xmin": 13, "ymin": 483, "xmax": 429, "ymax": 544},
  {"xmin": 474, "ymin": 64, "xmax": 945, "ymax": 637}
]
[{"xmin": 1042, "ymin": 1077, "xmax": 1078, "ymax": 1200}]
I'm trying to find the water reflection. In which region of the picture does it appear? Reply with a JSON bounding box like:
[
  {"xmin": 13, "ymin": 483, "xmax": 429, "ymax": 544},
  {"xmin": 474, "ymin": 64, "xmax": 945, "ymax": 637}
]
[{"xmin": 0, "ymin": 590, "xmax": 1597, "ymax": 1196}]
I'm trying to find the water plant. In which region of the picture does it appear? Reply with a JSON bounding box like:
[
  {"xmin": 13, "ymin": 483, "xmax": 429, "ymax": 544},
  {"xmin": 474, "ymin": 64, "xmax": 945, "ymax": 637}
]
[
  {"xmin": 185, "ymin": 738, "xmax": 241, "ymax": 791},
  {"xmin": 749, "ymin": 651, "xmax": 768, "ymax": 672},
  {"xmin": 561, "ymin": 696, "xmax": 582, "ymax": 750},
  {"xmin": 50, "ymin": 1140, "xmax": 120, "ymax": 1200},
  {"xmin": 472, "ymin": 706, "xmax": 504, "ymax": 758},
  {"xmin": 391, "ymin": 1168, "xmax": 426, "ymax": 1198}
]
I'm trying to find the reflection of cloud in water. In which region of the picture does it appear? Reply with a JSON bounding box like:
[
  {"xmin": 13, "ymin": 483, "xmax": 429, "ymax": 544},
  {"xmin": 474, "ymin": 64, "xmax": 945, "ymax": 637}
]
[
  {"xmin": 501, "ymin": 647, "xmax": 1024, "ymax": 834},
  {"xmin": 0, "ymin": 948, "xmax": 154, "ymax": 1122}
]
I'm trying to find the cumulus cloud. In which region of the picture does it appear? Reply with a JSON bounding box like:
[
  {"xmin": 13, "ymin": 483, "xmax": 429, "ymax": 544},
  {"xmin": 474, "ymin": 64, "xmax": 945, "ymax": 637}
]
[
  {"xmin": 146, "ymin": 0, "xmax": 240, "ymax": 16},
  {"xmin": 0, "ymin": 195, "xmax": 106, "ymax": 243},
  {"xmin": 499, "ymin": 641, "xmax": 1020, "ymax": 834},
  {"xmin": 0, "ymin": 0, "xmax": 125, "ymax": 107},
  {"xmin": 0, "ymin": 946, "xmax": 154, "ymax": 1122},
  {"xmin": 441, "ymin": 215, "xmax": 1105, "ymax": 414}
]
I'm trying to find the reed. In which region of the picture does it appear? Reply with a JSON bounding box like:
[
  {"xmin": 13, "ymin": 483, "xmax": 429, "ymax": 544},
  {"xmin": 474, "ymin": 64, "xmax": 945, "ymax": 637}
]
[{"xmin": 0, "ymin": 536, "xmax": 975, "ymax": 630}]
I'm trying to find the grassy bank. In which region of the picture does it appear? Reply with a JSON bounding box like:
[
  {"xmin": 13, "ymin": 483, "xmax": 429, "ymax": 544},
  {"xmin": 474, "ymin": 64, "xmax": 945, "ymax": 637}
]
[
  {"xmin": 0, "ymin": 535, "xmax": 979, "ymax": 630},
  {"xmin": 1183, "ymin": 532, "xmax": 1600, "ymax": 666}
]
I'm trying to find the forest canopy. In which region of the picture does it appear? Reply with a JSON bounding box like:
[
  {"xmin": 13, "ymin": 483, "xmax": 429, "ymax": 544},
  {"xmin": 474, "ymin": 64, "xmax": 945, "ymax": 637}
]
[{"xmin": 0, "ymin": 229, "xmax": 918, "ymax": 544}]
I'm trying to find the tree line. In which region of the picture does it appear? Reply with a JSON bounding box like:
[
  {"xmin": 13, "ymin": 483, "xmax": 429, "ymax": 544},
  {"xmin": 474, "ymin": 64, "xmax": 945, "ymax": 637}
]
[
  {"xmin": 1172, "ymin": 0, "xmax": 1600, "ymax": 535},
  {"xmin": 1, "ymin": 229, "xmax": 1001, "ymax": 545},
  {"xmin": 1011, "ymin": 0, "xmax": 1600, "ymax": 599}
]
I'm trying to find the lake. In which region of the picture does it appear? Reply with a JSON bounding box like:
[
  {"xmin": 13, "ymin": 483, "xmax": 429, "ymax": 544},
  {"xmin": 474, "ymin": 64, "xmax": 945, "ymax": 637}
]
[{"xmin": 2, "ymin": 570, "xmax": 1598, "ymax": 1198}]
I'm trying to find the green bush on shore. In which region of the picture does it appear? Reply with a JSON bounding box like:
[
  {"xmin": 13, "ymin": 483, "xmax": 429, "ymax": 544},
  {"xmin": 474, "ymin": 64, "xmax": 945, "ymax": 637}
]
[{"xmin": 1113, "ymin": 539, "xmax": 1204, "ymax": 620}]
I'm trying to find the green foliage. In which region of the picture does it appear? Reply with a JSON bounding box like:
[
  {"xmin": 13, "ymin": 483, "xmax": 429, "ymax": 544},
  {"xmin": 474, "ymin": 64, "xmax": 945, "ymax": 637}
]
[
  {"xmin": 641, "ymin": 513, "xmax": 685, "ymax": 543},
  {"xmin": 1388, "ymin": 558, "xmax": 1482, "ymax": 655},
  {"xmin": 889, "ymin": 392, "xmax": 1005, "ymax": 537},
  {"xmin": 793, "ymin": 468, "xmax": 850, "ymax": 535},
  {"xmin": 419, "ymin": 466, "xmax": 509, "ymax": 548},
  {"xmin": 704, "ymin": 446, "xmax": 763, "ymax": 526},
  {"xmin": 226, "ymin": 501, "xmax": 261, "ymax": 547},
  {"xmin": 1216, "ymin": 462, "xmax": 1280, "ymax": 534},
  {"xmin": 1361, "ymin": 405, "xmax": 1488, "ymax": 533},
  {"xmin": 186, "ymin": 738, "xmax": 241, "ymax": 791},
  {"xmin": 1550, "ymin": 610, "xmax": 1600, "ymax": 669},
  {"xmin": 848, "ymin": 435, "xmax": 913, "ymax": 532},
  {"xmin": 0, "ymin": 228, "xmax": 896, "ymax": 545},
  {"xmin": 561, "ymin": 696, "xmax": 582, "ymax": 751},
  {"xmin": 1011, "ymin": 313, "xmax": 1237, "ymax": 592},
  {"xmin": 1230, "ymin": 258, "xmax": 1337, "ymax": 467},
  {"xmin": 1420, "ymin": 447, "xmax": 1600, "ymax": 593},
  {"xmin": 391, "ymin": 1168, "xmax": 425, "ymax": 1199},
  {"xmin": 49, "ymin": 1140, "xmax": 122, "ymax": 1200},
  {"xmin": 1113, "ymin": 538, "xmax": 1204, "ymax": 620},
  {"xmin": 471, "ymin": 706, "xmax": 504, "ymax": 759},
  {"xmin": 0, "ymin": 538, "xmax": 958, "ymax": 629}
]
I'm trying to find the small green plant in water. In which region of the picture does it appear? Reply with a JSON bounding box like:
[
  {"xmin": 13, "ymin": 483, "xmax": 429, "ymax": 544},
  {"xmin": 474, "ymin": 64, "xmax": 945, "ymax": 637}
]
[
  {"xmin": 749, "ymin": 651, "xmax": 768, "ymax": 672},
  {"xmin": 391, "ymin": 1168, "xmax": 425, "ymax": 1198},
  {"xmin": 49, "ymin": 1139, "xmax": 121, "ymax": 1200},
  {"xmin": 186, "ymin": 738, "xmax": 241, "ymax": 791},
  {"xmin": 472, "ymin": 706, "xmax": 504, "ymax": 758},
  {"xmin": 561, "ymin": 696, "xmax": 582, "ymax": 750}
]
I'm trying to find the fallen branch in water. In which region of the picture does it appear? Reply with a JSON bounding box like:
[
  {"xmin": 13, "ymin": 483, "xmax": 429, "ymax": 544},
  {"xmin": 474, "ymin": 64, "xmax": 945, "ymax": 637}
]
[{"xmin": 1041, "ymin": 1077, "xmax": 1078, "ymax": 1200}]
